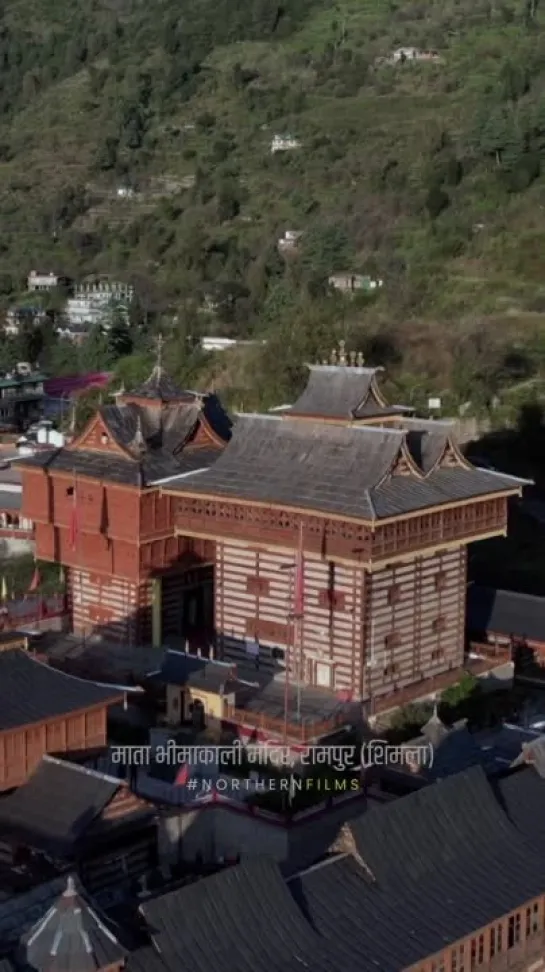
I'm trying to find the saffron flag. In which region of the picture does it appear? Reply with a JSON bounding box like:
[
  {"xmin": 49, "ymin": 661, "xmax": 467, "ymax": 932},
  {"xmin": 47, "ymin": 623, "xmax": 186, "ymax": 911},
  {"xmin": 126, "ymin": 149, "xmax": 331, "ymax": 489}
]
[
  {"xmin": 67, "ymin": 480, "xmax": 79, "ymax": 550},
  {"xmin": 293, "ymin": 522, "xmax": 305, "ymax": 619},
  {"xmin": 175, "ymin": 764, "xmax": 190, "ymax": 787}
]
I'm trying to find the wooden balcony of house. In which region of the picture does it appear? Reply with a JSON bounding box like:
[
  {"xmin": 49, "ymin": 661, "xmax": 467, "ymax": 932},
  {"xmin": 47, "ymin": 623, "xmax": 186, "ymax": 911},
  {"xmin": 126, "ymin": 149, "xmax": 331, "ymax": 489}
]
[{"xmin": 488, "ymin": 930, "xmax": 545, "ymax": 972}]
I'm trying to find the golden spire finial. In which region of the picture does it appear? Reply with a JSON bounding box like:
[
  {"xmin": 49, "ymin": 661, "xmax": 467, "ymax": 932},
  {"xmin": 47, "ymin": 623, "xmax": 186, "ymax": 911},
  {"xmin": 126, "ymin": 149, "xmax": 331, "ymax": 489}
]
[
  {"xmin": 356, "ymin": 351, "xmax": 364, "ymax": 366},
  {"xmin": 330, "ymin": 347, "xmax": 338, "ymax": 365},
  {"xmin": 338, "ymin": 340, "xmax": 347, "ymax": 365}
]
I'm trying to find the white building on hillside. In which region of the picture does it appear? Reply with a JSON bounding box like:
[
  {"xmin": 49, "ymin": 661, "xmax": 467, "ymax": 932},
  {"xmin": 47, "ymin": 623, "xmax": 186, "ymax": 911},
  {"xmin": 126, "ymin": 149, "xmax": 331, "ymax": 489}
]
[
  {"xmin": 27, "ymin": 271, "xmax": 66, "ymax": 292},
  {"xmin": 65, "ymin": 279, "xmax": 133, "ymax": 329},
  {"xmin": 270, "ymin": 135, "xmax": 301, "ymax": 153}
]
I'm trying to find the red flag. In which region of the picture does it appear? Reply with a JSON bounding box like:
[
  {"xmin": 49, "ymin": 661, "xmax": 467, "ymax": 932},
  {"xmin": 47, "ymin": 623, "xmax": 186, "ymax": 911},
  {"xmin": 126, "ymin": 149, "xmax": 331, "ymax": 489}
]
[
  {"xmin": 175, "ymin": 764, "xmax": 190, "ymax": 786},
  {"xmin": 68, "ymin": 480, "xmax": 79, "ymax": 550},
  {"xmin": 294, "ymin": 522, "xmax": 305, "ymax": 619},
  {"xmin": 28, "ymin": 567, "xmax": 41, "ymax": 594}
]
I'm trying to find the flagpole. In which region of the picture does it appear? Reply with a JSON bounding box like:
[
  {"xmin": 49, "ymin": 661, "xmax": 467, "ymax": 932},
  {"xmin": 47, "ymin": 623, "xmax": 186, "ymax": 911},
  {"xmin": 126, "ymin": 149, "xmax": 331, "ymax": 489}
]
[
  {"xmin": 281, "ymin": 564, "xmax": 294, "ymax": 743},
  {"xmin": 283, "ymin": 569, "xmax": 292, "ymax": 743},
  {"xmin": 296, "ymin": 521, "xmax": 303, "ymax": 723}
]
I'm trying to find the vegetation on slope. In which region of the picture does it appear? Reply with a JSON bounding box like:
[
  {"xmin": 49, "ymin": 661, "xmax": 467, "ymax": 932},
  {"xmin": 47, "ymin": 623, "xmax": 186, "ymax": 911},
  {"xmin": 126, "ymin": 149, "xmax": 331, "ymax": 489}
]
[{"xmin": 6, "ymin": 0, "xmax": 545, "ymax": 410}]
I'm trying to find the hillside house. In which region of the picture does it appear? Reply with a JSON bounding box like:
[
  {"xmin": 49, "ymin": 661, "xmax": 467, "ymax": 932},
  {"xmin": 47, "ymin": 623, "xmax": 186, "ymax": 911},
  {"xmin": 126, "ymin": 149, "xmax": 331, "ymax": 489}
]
[
  {"xmin": 387, "ymin": 47, "xmax": 442, "ymax": 64},
  {"xmin": 328, "ymin": 273, "xmax": 384, "ymax": 294},
  {"xmin": 4, "ymin": 306, "xmax": 46, "ymax": 337},
  {"xmin": 27, "ymin": 271, "xmax": 68, "ymax": 292},
  {"xmin": 271, "ymin": 135, "xmax": 301, "ymax": 153},
  {"xmin": 278, "ymin": 230, "xmax": 303, "ymax": 252},
  {"xmin": 65, "ymin": 278, "xmax": 134, "ymax": 329}
]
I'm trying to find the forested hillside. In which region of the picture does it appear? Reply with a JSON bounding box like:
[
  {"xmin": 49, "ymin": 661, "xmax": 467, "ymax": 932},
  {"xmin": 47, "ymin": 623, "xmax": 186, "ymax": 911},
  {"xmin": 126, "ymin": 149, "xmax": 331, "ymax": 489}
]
[{"xmin": 4, "ymin": 0, "xmax": 545, "ymax": 412}]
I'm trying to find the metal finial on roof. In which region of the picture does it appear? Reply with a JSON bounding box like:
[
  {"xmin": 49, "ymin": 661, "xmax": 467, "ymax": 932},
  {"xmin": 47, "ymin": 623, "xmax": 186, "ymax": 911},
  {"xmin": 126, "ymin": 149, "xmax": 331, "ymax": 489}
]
[
  {"xmin": 356, "ymin": 351, "xmax": 364, "ymax": 366},
  {"xmin": 64, "ymin": 875, "xmax": 77, "ymax": 897},
  {"xmin": 338, "ymin": 340, "xmax": 347, "ymax": 366},
  {"xmin": 132, "ymin": 412, "xmax": 146, "ymax": 452}
]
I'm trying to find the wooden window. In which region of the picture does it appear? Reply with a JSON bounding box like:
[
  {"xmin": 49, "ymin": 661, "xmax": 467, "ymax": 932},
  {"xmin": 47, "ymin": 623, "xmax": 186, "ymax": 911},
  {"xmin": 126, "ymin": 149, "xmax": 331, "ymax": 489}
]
[
  {"xmin": 384, "ymin": 632, "xmax": 401, "ymax": 651},
  {"xmin": 246, "ymin": 576, "xmax": 270, "ymax": 597},
  {"xmin": 508, "ymin": 913, "xmax": 521, "ymax": 949},
  {"xmin": 490, "ymin": 923, "xmax": 503, "ymax": 958},
  {"xmin": 451, "ymin": 944, "xmax": 465, "ymax": 972},
  {"xmin": 431, "ymin": 648, "xmax": 443, "ymax": 661},
  {"xmin": 532, "ymin": 902, "xmax": 540, "ymax": 935},
  {"xmin": 432, "ymin": 616, "xmax": 446, "ymax": 634},
  {"xmin": 435, "ymin": 571, "xmax": 447, "ymax": 591},
  {"xmin": 318, "ymin": 590, "xmax": 346, "ymax": 611},
  {"xmin": 387, "ymin": 584, "xmax": 401, "ymax": 605},
  {"xmin": 471, "ymin": 935, "xmax": 484, "ymax": 969}
]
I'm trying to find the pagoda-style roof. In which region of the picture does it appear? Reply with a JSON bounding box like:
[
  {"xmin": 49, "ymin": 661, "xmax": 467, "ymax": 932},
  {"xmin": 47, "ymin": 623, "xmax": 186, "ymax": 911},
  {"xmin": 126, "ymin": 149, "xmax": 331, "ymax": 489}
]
[
  {"xmin": 163, "ymin": 413, "xmax": 525, "ymax": 521},
  {"xmin": 287, "ymin": 343, "xmax": 411, "ymax": 424},
  {"xmin": 288, "ymin": 364, "xmax": 409, "ymax": 423},
  {"xmin": 22, "ymin": 875, "xmax": 126, "ymax": 972},
  {"xmin": 122, "ymin": 364, "xmax": 190, "ymax": 403},
  {"xmin": 17, "ymin": 359, "xmax": 232, "ymax": 488}
]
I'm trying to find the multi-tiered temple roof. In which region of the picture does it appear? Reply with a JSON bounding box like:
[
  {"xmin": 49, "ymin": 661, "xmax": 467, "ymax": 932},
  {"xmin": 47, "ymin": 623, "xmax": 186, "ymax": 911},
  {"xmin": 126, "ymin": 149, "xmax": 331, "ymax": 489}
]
[
  {"xmin": 164, "ymin": 346, "xmax": 525, "ymax": 518},
  {"xmin": 19, "ymin": 344, "xmax": 232, "ymax": 487},
  {"xmin": 287, "ymin": 344, "xmax": 411, "ymax": 423}
]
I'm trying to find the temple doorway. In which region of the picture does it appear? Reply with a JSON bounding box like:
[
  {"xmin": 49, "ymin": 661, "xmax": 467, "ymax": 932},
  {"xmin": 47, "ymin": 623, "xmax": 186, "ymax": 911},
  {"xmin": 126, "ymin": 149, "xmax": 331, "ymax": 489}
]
[{"xmin": 162, "ymin": 568, "xmax": 214, "ymax": 648}]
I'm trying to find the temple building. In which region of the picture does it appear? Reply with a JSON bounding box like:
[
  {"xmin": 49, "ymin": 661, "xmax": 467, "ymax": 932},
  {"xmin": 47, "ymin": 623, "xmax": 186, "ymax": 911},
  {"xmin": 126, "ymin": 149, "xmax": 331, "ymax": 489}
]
[
  {"xmin": 16, "ymin": 344, "xmax": 232, "ymax": 646},
  {"xmin": 16, "ymin": 342, "xmax": 525, "ymax": 709}
]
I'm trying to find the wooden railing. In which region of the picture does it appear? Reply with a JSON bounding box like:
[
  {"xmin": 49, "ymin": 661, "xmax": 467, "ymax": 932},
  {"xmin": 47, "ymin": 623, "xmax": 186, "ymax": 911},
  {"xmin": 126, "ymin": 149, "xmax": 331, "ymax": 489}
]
[
  {"xmin": 223, "ymin": 705, "xmax": 348, "ymax": 743},
  {"xmin": 489, "ymin": 931, "xmax": 545, "ymax": 972},
  {"xmin": 0, "ymin": 595, "xmax": 66, "ymax": 631}
]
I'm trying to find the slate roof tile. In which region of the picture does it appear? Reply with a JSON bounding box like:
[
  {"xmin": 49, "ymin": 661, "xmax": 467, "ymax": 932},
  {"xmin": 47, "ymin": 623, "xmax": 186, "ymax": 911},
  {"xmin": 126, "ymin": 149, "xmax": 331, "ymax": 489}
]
[
  {"xmin": 494, "ymin": 765, "xmax": 545, "ymax": 853},
  {"xmin": 165, "ymin": 415, "xmax": 523, "ymax": 520},
  {"xmin": 141, "ymin": 858, "xmax": 361, "ymax": 972},
  {"xmin": 17, "ymin": 370, "xmax": 232, "ymax": 488},
  {"xmin": 467, "ymin": 586, "xmax": 545, "ymax": 643},
  {"xmin": 0, "ymin": 756, "xmax": 122, "ymax": 856},
  {"xmin": 289, "ymin": 766, "xmax": 545, "ymax": 972},
  {"xmin": 0, "ymin": 649, "xmax": 121, "ymax": 731},
  {"xmin": 289, "ymin": 365, "xmax": 398, "ymax": 419}
]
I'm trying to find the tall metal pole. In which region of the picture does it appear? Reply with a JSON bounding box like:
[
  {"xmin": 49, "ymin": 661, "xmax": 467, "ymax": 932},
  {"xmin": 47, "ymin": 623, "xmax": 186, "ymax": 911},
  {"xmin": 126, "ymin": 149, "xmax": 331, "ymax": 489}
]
[
  {"xmin": 283, "ymin": 568, "xmax": 293, "ymax": 742},
  {"xmin": 296, "ymin": 521, "xmax": 304, "ymax": 724}
]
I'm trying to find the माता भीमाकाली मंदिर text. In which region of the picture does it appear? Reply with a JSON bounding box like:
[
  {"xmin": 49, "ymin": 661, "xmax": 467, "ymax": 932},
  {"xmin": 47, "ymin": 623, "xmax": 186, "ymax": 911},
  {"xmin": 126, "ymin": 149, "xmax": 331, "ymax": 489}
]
[{"xmin": 110, "ymin": 741, "xmax": 364, "ymax": 771}]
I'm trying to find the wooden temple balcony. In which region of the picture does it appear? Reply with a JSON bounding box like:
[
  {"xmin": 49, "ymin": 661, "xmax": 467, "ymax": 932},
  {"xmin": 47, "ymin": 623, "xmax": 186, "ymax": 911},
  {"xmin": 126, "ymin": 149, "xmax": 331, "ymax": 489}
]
[
  {"xmin": 487, "ymin": 930, "xmax": 545, "ymax": 972},
  {"xmin": 223, "ymin": 703, "xmax": 348, "ymax": 744}
]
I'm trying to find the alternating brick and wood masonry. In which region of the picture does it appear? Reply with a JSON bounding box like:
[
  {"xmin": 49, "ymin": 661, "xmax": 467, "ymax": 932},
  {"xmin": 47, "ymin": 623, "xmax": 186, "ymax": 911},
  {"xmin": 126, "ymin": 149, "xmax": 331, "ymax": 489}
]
[
  {"xmin": 16, "ymin": 340, "xmax": 525, "ymax": 710},
  {"xmin": 163, "ymin": 343, "xmax": 525, "ymax": 704}
]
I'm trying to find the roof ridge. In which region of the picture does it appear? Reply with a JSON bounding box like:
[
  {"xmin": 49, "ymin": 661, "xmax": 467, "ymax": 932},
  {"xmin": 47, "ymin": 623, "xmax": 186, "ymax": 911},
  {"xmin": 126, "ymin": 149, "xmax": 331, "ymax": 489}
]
[{"xmin": 41, "ymin": 753, "xmax": 123, "ymax": 788}]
